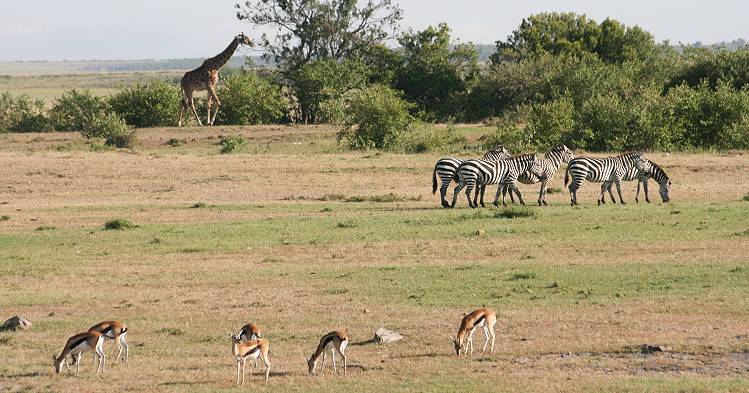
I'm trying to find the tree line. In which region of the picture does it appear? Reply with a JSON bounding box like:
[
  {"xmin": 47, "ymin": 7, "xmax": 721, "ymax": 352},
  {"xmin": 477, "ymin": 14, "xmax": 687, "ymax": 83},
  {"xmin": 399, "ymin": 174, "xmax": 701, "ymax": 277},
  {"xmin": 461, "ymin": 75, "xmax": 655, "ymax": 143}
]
[{"xmin": 2, "ymin": 2, "xmax": 748, "ymax": 152}]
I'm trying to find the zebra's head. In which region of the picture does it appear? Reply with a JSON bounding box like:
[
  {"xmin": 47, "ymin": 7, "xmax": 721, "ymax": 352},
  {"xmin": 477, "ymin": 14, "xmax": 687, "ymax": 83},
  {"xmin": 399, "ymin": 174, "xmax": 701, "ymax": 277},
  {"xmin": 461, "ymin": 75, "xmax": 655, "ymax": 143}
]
[
  {"xmin": 483, "ymin": 145, "xmax": 512, "ymax": 161},
  {"xmin": 651, "ymin": 161, "xmax": 671, "ymax": 203}
]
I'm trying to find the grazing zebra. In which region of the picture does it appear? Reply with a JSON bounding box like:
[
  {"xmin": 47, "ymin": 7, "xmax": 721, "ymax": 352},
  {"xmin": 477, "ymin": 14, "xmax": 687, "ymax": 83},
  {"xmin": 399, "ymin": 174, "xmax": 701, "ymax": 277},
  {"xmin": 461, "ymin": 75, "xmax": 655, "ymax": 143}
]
[
  {"xmin": 503, "ymin": 144, "xmax": 574, "ymax": 206},
  {"xmin": 453, "ymin": 154, "xmax": 538, "ymax": 208},
  {"xmin": 432, "ymin": 146, "xmax": 511, "ymax": 208},
  {"xmin": 600, "ymin": 158, "xmax": 671, "ymax": 204},
  {"xmin": 564, "ymin": 152, "xmax": 644, "ymax": 206}
]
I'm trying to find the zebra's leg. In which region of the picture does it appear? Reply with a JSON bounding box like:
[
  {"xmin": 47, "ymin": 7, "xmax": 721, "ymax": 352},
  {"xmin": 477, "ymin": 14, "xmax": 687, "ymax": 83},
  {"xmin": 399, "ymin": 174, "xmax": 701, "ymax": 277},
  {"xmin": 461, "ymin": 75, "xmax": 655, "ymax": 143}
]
[
  {"xmin": 451, "ymin": 181, "xmax": 465, "ymax": 208},
  {"xmin": 510, "ymin": 181, "xmax": 524, "ymax": 207},
  {"xmin": 607, "ymin": 183, "xmax": 617, "ymax": 204},
  {"xmin": 473, "ymin": 185, "xmax": 482, "ymax": 208},
  {"xmin": 598, "ymin": 183, "xmax": 607, "ymax": 205},
  {"xmin": 507, "ymin": 184, "xmax": 516, "ymax": 204},
  {"xmin": 538, "ymin": 181, "xmax": 545, "ymax": 206},
  {"xmin": 465, "ymin": 181, "xmax": 476, "ymax": 209},
  {"xmin": 493, "ymin": 183, "xmax": 503, "ymax": 207},
  {"xmin": 636, "ymin": 179, "xmax": 641, "ymax": 203},
  {"xmin": 643, "ymin": 178, "xmax": 650, "ymax": 203},
  {"xmin": 440, "ymin": 177, "xmax": 451, "ymax": 208},
  {"xmin": 615, "ymin": 180, "xmax": 626, "ymax": 204}
]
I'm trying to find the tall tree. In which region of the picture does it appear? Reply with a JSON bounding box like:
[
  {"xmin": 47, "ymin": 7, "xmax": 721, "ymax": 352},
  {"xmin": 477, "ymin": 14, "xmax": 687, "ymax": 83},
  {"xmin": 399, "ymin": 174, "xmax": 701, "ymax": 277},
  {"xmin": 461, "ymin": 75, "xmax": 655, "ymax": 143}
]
[{"xmin": 235, "ymin": 0, "xmax": 403, "ymax": 71}]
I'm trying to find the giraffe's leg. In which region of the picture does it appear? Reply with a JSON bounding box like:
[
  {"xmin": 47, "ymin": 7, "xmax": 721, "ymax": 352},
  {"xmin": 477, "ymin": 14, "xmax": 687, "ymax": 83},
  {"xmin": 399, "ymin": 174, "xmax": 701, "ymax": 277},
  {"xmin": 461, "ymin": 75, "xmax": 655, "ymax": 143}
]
[
  {"xmin": 209, "ymin": 86, "xmax": 221, "ymax": 125},
  {"xmin": 185, "ymin": 90, "xmax": 202, "ymax": 126},
  {"xmin": 206, "ymin": 94, "xmax": 212, "ymax": 127}
]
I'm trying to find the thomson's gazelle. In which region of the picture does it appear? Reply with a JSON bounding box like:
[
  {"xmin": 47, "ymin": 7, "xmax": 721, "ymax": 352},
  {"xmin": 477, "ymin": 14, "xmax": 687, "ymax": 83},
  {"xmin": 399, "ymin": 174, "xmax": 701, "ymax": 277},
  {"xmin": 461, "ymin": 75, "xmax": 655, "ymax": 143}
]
[
  {"xmin": 237, "ymin": 323, "xmax": 262, "ymax": 367},
  {"xmin": 53, "ymin": 331, "xmax": 105, "ymax": 373},
  {"xmin": 230, "ymin": 334, "xmax": 270, "ymax": 384},
  {"xmin": 307, "ymin": 330, "xmax": 348, "ymax": 375},
  {"xmin": 89, "ymin": 320, "xmax": 129, "ymax": 364},
  {"xmin": 451, "ymin": 308, "xmax": 497, "ymax": 356}
]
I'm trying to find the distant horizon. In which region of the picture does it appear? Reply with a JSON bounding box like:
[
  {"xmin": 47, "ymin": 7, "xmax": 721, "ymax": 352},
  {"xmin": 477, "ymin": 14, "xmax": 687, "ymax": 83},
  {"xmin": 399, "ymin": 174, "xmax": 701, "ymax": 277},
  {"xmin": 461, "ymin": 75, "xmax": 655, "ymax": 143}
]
[{"xmin": 1, "ymin": 39, "xmax": 747, "ymax": 64}]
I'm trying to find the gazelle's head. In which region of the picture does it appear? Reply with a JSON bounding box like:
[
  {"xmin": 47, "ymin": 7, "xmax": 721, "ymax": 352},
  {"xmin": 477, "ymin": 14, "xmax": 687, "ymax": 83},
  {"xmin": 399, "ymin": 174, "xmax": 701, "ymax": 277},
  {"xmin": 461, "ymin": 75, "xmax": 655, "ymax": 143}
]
[
  {"xmin": 450, "ymin": 336, "xmax": 464, "ymax": 355},
  {"xmin": 52, "ymin": 354, "xmax": 63, "ymax": 373},
  {"xmin": 306, "ymin": 355, "xmax": 317, "ymax": 375},
  {"xmin": 237, "ymin": 32, "xmax": 254, "ymax": 47}
]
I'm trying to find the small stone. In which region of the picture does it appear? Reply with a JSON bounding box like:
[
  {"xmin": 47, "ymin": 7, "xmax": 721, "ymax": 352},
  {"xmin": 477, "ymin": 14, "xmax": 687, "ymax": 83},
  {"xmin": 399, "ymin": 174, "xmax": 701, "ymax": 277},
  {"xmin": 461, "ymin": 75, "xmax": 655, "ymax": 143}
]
[
  {"xmin": 3, "ymin": 316, "xmax": 31, "ymax": 331},
  {"xmin": 373, "ymin": 328, "xmax": 403, "ymax": 344},
  {"xmin": 363, "ymin": 309, "xmax": 370, "ymax": 314},
  {"xmin": 475, "ymin": 229, "xmax": 485, "ymax": 237}
]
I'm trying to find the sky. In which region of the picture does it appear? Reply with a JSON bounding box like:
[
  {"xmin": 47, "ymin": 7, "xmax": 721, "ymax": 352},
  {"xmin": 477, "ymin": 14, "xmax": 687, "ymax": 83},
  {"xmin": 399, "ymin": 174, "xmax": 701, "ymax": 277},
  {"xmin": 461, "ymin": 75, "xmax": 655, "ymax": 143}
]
[{"xmin": 1, "ymin": 0, "xmax": 748, "ymax": 61}]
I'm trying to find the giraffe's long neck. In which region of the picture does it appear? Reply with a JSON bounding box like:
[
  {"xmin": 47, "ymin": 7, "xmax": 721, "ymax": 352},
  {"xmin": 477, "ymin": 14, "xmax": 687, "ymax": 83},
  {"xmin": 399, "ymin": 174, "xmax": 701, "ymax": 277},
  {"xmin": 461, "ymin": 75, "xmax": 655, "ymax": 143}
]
[{"xmin": 204, "ymin": 38, "xmax": 240, "ymax": 70}]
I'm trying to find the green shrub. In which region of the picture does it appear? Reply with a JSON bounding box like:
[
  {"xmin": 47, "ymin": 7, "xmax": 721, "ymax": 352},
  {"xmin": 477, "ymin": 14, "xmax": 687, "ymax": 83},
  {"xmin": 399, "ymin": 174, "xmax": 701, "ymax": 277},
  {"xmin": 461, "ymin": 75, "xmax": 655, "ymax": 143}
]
[
  {"xmin": 109, "ymin": 81, "xmax": 181, "ymax": 127},
  {"xmin": 80, "ymin": 112, "xmax": 136, "ymax": 148},
  {"xmin": 336, "ymin": 84, "xmax": 416, "ymax": 150},
  {"xmin": 49, "ymin": 89, "xmax": 110, "ymax": 131},
  {"xmin": 214, "ymin": 73, "xmax": 286, "ymax": 125},
  {"xmin": 220, "ymin": 135, "xmax": 247, "ymax": 154},
  {"xmin": 166, "ymin": 138, "xmax": 185, "ymax": 147},
  {"xmin": 396, "ymin": 124, "xmax": 467, "ymax": 153},
  {"xmin": 0, "ymin": 93, "xmax": 50, "ymax": 132},
  {"xmin": 0, "ymin": 215, "xmax": 9, "ymax": 221},
  {"xmin": 742, "ymin": 192, "xmax": 749, "ymax": 202},
  {"xmin": 104, "ymin": 218, "xmax": 135, "ymax": 230},
  {"xmin": 494, "ymin": 207, "xmax": 536, "ymax": 219}
]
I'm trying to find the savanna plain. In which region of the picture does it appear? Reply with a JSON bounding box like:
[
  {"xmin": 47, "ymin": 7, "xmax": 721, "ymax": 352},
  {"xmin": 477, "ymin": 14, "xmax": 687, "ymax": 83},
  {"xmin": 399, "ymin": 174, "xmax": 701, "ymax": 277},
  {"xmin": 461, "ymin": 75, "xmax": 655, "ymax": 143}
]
[{"xmin": 1, "ymin": 125, "xmax": 748, "ymax": 392}]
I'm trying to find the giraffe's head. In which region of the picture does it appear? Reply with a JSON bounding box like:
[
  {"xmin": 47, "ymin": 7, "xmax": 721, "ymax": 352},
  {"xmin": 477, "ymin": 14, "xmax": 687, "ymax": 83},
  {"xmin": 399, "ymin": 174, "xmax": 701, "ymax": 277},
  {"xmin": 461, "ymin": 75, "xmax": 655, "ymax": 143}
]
[{"xmin": 237, "ymin": 33, "xmax": 254, "ymax": 47}]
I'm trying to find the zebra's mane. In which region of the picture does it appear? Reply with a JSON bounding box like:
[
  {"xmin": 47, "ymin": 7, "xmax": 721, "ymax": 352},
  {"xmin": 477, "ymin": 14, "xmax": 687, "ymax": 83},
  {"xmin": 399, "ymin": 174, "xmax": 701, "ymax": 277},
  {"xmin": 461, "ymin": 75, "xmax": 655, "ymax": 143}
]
[{"xmin": 648, "ymin": 161, "xmax": 670, "ymax": 182}]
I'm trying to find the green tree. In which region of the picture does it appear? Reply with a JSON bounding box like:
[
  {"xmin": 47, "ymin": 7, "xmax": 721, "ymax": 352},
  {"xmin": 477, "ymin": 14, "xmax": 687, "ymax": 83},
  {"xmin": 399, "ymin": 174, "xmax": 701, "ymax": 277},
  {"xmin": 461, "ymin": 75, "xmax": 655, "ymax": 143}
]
[
  {"xmin": 235, "ymin": 0, "xmax": 402, "ymax": 71},
  {"xmin": 215, "ymin": 72, "xmax": 287, "ymax": 125},
  {"xmin": 394, "ymin": 23, "xmax": 478, "ymax": 120}
]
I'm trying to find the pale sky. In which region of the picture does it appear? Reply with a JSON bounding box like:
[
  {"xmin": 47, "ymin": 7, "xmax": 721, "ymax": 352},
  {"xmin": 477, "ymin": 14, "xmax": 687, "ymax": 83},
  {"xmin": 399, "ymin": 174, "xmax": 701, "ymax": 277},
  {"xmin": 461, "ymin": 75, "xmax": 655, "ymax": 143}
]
[{"xmin": 1, "ymin": 0, "xmax": 747, "ymax": 61}]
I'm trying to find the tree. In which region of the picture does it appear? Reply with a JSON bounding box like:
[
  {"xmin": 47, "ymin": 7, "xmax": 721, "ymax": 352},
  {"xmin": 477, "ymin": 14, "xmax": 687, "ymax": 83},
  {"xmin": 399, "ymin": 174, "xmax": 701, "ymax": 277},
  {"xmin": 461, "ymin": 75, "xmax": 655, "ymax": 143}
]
[
  {"xmin": 491, "ymin": 13, "xmax": 656, "ymax": 64},
  {"xmin": 394, "ymin": 23, "xmax": 478, "ymax": 120},
  {"xmin": 235, "ymin": 0, "xmax": 403, "ymax": 71}
]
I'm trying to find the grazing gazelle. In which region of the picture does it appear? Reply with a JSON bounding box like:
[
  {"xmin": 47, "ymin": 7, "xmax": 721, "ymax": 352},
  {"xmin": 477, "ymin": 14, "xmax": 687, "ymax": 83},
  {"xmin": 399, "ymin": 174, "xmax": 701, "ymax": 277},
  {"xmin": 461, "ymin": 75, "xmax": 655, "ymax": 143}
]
[
  {"xmin": 451, "ymin": 308, "xmax": 497, "ymax": 356},
  {"xmin": 53, "ymin": 331, "xmax": 105, "ymax": 373},
  {"xmin": 237, "ymin": 323, "xmax": 262, "ymax": 367},
  {"xmin": 306, "ymin": 330, "xmax": 349, "ymax": 375},
  {"xmin": 89, "ymin": 320, "xmax": 129, "ymax": 364},
  {"xmin": 230, "ymin": 334, "xmax": 271, "ymax": 384}
]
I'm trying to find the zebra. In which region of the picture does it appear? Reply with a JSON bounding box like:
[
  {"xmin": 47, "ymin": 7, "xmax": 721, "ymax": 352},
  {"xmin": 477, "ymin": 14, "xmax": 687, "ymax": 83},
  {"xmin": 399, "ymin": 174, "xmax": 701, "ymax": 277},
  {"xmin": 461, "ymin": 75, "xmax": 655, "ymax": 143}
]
[
  {"xmin": 432, "ymin": 145, "xmax": 511, "ymax": 208},
  {"xmin": 503, "ymin": 144, "xmax": 574, "ymax": 206},
  {"xmin": 563, "ymin": 152, "xmax": 644, "ymax": 206},
  {"xmin": 600, "ymin": 158, "xmax": 671, "ymax": 204},
  {"xmin": 453, "ymin": 154, "xmax": 538, "ymax": 208}
]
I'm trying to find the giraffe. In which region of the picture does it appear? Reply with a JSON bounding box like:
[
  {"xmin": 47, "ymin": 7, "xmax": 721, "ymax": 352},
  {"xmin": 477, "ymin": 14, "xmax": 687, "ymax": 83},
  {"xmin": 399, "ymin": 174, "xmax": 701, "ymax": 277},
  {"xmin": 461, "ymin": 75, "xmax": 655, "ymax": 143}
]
[{"xmin": 178, "ymin": 33, "xmax": 254, "ymax": 127}]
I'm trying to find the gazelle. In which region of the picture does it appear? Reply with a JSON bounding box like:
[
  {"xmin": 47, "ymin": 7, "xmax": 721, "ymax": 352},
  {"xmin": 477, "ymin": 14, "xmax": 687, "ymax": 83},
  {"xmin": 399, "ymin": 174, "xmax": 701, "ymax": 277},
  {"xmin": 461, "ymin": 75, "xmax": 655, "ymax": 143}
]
[
  {"xmin": 306, "ymin": 330, "xmax": 348, "ymax": 375},
  {"xmin": 237, "ymin": 323, "xmax": 262, "ymax": 367},
  {"xmin": 89, "ymin": 320, "xmax": 129, "ymax": 364},
  {"xmin": 230, "ymin": 334, "xmax": 270, "ymax": 384},
  {"xmin": 53, "ymin": 331, "xmax": 105, "ymax": 373},
  {"xmin": 451, "ymin": 308, "xmax": 497, "ymax": 356}
]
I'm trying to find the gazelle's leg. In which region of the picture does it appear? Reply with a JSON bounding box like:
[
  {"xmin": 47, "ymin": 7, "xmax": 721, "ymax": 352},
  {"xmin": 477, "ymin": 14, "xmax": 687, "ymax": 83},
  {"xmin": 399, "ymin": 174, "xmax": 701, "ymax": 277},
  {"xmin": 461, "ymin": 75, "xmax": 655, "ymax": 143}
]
[
  {"xmin": 75, "ymin": 353, "xmax": 81, "ymax": 372},
  {"xmin": 331, "ymin": 348, "xmax": 337, "ymax": 374},
  {"xmin": 121, "ymin": 334, "xmax": 129, "ymax": 364},
  {"xmin": 490, "ymin": 326, "xmax": 496, "ymax": 353},
  {"xmin": 335, "ymin": 346, "xmax": 347, "ymax": 375},
  {"xmin": 482, "ymin": 326, "xmax": 490, "ymax": 352},
  {"xmin": 241, "ymin": 359, "xmax": 246, "ymax": 386},
  {"xmin": 468, "ymin": 327, "xmax": 476, "ymax": 354},
  {"xmin": 262, "ymin": 354, "xmax": 271, "ymax": 381},
  {"xmin": 321, "ymin": 351, "xmax": 326, "ymax": 372},
  {"xmin": 236, "ymin": 360, "xmax": 241, "ymax": 384}
]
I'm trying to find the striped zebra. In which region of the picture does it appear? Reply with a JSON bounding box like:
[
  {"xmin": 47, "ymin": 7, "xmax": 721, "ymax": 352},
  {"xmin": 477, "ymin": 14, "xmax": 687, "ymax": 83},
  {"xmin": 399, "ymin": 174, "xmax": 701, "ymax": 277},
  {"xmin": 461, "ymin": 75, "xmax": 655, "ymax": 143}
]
[
  {"xmin": 503, "ymin": 144, "xmax": 574, "ymax": 206},
  {"xmin": 564, "ymin": 152, "xmax": 644, "ymax": 206},
  {"xmin": 432, "ymin": 146, "xmax": 511, "ymax": 208},
  {"xmin": 453, "ymin": 154, "xmax": 539, "ymax": 208},
  {"xmin": 600, "ymin": 158, "xmax": 671, "ymax": 204}
]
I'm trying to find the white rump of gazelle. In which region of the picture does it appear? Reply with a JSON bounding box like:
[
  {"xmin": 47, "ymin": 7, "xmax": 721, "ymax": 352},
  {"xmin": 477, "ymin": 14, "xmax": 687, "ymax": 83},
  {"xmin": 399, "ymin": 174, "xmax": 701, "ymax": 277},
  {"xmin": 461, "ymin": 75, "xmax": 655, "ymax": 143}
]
[
  {"xmin": 230, "ymin": 334, "xmax": 270, "ymax": 384},
  {"xmin": 450, "ymin": 308, "xmax": 497, "ymax": 356},
  {"xmin": 53, "ymin": 331, "xmax": 105, "ymax": 373},
  {"xmin": 88, "ymin": 320, "xmax": 129, "ymax": 364},
  {"xmin": 306, "ymin": 330, "xmax": 349, "ymax": 375}
]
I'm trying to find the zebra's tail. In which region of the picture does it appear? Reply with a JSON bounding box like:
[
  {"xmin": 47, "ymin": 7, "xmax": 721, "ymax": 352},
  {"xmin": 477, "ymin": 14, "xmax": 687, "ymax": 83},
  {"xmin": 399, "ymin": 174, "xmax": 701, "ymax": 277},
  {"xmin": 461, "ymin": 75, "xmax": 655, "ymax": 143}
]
[
  {"xmin": 432, "ymin": 164, "xmax": 438, "ymax": 194},
  {"xmin": 564, "ymin": 166, "xmax": 570, "ymax": 186}
]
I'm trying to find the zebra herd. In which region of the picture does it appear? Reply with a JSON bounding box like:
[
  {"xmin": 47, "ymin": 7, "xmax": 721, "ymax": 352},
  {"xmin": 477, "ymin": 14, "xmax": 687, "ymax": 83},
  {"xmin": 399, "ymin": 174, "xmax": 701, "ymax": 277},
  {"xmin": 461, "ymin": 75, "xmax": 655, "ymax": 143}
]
[{"xmin": 432, "ymin": 145, "xmax": 672, "ymax": 207}]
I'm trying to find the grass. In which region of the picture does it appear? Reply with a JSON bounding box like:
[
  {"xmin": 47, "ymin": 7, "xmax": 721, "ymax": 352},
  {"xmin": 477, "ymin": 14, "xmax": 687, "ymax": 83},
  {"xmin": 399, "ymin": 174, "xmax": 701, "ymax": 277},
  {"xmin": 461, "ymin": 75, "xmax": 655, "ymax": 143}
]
[
  {"xmin": 0, "ymin": 125, "xmax": 748, "ymax": 392},
  {"xmin": 103, "ymin": 218, "xmax": 135, "ymax": 230}
]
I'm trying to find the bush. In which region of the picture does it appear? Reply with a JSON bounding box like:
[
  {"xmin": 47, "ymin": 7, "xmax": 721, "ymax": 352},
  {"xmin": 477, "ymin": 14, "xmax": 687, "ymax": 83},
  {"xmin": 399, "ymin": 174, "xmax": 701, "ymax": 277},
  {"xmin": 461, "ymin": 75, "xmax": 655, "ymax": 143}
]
[
  {"xmin": 214, "ymin": 73, "xmax": 287, "ymax": 125},
  {"xmin": 396, "ymin": 124, "xmax": 467, "ymax": 153},
  {"xmin": 104, "ymin": 218, "xmax": 135, "ymax": 230},
  {"xmin": 0, "ymin": 93, "xmax": 50, "ymax": 132},
  {"xmin": 109, "ymin": 81, "xmax": 181, "ymax": 127},
  {"xmin": 49, "ymin": 89, "xmax": 110, "ymax": 131},
  {"xmin": 220, "ymin": 135, "xmax": 247, "ymax": 154},
  {"xmin": 336, "ymin": 84, "xmax": 416, "ymax": 150}
]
